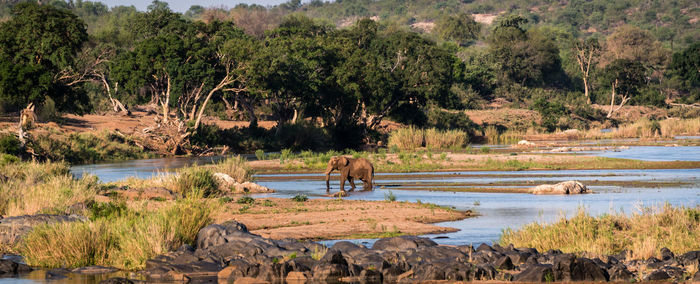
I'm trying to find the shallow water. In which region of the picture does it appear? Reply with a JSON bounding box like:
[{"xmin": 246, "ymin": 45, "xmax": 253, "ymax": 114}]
[{"xmin": 596, "ymin": 146, "xmax": 700, "ymax": 161}]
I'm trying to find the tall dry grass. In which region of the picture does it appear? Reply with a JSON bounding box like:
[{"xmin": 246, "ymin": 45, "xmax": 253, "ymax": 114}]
[
  {"xmin": 210, "ymin": 155, "xmax": 252, "ymax": 183},
  {"xmin": 388, "ymin": 127, "xmax": 424, "ymax": 150},
  {"xmin": 0, "ymin": 160, "xmax": 98, "ymax": 216},
  {"xmin": 500, "ymin": 205, "xmax": 700, "ymax": 259},
  {"xmin": 586, "ymin": 117, "xmax": 700, "ymax": 139},
  {"xmin": 21, "ymin": 200, "xmax": 214, "ymax": 270},
  {"xmin": 483, "ymin": 125, "xmax": 524, "ymax": 144},
  {"xmin": 424, "ymin": 129, "xmax": 467, "ymax": 149}
]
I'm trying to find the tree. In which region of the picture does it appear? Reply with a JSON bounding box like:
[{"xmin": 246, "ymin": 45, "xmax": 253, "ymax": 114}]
[
  {"xmin": 434, "ymin": 12, "xmax": 481, "ymax": 46},
  {"xmin": 602, "ymin": 25, "xmax": 669, "ymax": 74},
  {"xmin": 0, "ymin": 2, "xmax": 89, "ymax": 113},
  {"xmin": 573, "ymin": 38, "xmax": 600, "ymax": 104},
  {"xmin": 668, "ymin": 42, "xmax": 700, "ymax": 103},
  {"xmin": 601, "ymin": 59, "xmax": 647, "ymax": 117}
]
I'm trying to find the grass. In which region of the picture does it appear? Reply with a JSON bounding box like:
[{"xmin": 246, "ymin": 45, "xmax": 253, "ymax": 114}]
[
  {"xmin": 29, "ymin": 128, "xmax": 152, "ymax": 164},
  {"xmin": 585, "ymin": 117, "xmax": 700, "ymax": 139},
  {"xmin": 500, "ymin": 205, "xmax": 700, "ymax": 259},
  {"xmin": 388, "ymin": 127, "xmax": 424, "ymax": 150},
  {"xmin": 291, "ymin": 194, "xmax": 308, "ymax": 202},
  {"xmin": 424, "ymin": 129, "xmax": 467, "ymax": 150},
  {"xmin": 210, "ymin": 155, "xmax": 252, "ymax": 183},
  {"xmin": 483, "ymin": 126, "xmax": 524, "ymax": 144},
  {"xmin": 0, "ymin": 160, "xmax": 98, "ymax": 216},
  {"xmin": 384, "ymin": 190, "xmax": 396, "ymax": 202},
  {"xmin": 20, "ymin": 199, "xmax": 214, "ymax": 270},
  {"xmin": 173, "ymin": 167, "xmax": 220, "ymax": 198}
]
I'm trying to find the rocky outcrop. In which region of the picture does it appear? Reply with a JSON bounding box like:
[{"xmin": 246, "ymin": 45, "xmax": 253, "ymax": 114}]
[
  {"xmin": 138, "ymin": 222, "xmax": 700, "ymax": 283},
  {"xmin": 213, "ymin": 173, "xmax": 274, "ymax": 194},
  {"xmin": 0, "ymin": 214, "xmax": 86, "ymax": 246},
  {"xmin": 530, "ymin": 180, "xmax": 589, "ymax": 195}
]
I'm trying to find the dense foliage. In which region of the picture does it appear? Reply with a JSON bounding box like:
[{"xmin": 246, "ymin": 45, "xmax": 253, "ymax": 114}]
[{"xmin": 0, "ymin": 0, "xmax": 698, "ymax": 150}]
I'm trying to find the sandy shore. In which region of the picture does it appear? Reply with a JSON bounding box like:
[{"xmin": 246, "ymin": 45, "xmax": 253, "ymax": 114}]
[{"xmin": 211, "ymin": 198, "xmax": 472, "ymax": 240}]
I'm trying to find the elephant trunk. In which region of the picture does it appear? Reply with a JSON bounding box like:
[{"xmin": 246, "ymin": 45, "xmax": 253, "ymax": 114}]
[{"xmin": 324, "ymin": 165, "xmax": 333, "ymax": 191}]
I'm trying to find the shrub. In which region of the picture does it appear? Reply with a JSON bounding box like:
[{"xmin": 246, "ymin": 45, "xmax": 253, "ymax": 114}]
[
  {"xmin": 384, "ymin": 190, "xmax": 396, "ymax": 202},
  {"xmin": 274, "ymin": 122, "xmax": 329, "ymax": 151},
  {"xmin": 500, "ymin": 205, "xmax": 700, "ymax": 259},
  {"xmin": 236, "ymin": 196, "xmax": 255, "ymax": 205},
  {"xmin": 424, "ymin": 128, "xmax": 467, "ymax": 149},
  {"xmin": 388, "ymin": 127, "xmax": 424, "ymax": 150},
  {"xmin": 255, "ymin": 149, "xmax": 265, "ymax": 160},
  {"xmin": 21, "ymin": 200, "xmax": 213, "ymax": 270},
  {"xmin": 212, "ymin": 156, "xmax": 252, "ymax": 183},
  {"xmin": 175, "ymin": 167, "xmax": 219, "ymax": 198},
  {"xmin": 291, "ymin": 194, "xmax": 308, "ymax": 202},
  {"xmin": 0, "ymin": 134, "xmax": 22, "ymax": 156}
]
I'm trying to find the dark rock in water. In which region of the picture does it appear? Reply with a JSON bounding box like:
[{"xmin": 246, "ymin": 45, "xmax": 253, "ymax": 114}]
[
  {"xmin": 660, "ymin": 247, "xmax": 674, "ymax": 261},
  {"xmin": 607, "ymin": 264, "xmax": 634, "ymax": 282},
  {"xmin": 45, "ymin": 268, "xmax": 70, "ymax": 280},
  {"xmin": 99, "ymin": 278, "xmax": 134, "ymax": 284},
  {"xmin": 644, "ymin": 269, "xmax": 671, "ymax": 281},
  {"xmin": 71, "ymin": 266, "xmax": 118, "ymax": 274},
  {"xmin": 0, "ymin": 259, "xmax": 32, "ymax": 275},
  {"xmin": 320, "ymin": 250, "xmax": 348, "ymax": 266},
  {"xmin": 0, "ymin": 214, "xmax": 86, "ymax": 246},
  {"xmin": 514, "ymin": 264, "xmax": 554, "ymax": 282},
  {"xmin": 218, "ymin": 259, "xmax": 260, "ymax": 280},
  {"xmin": 371, "ymin": 236, "xmax": 436, "ymax": 251},
  {"xmin": 358, "ymin": 268, "xmax": 383, "ymax": 283}
]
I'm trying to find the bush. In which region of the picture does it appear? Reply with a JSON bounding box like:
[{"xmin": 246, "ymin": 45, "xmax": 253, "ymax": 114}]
[
  {"xmin": 211, "ymin": 156, "xmax": 252, "ymax": 183},
  {"xmin": 424, "ymin": 129, "xmax": 467, "ymax": 149},
  {"xmin": 274, "ymin": 122, "xmax": 329, "ymax": 151},
  {"xmin": 236, "ymin": 196, "xmax": 255, "ymax": 205},
  {"xmin": 291, "ymin": 194, "xmax": 308, "ymax": 202},
  {"xmin": 0, "ymin": 134, "xmax": 22, "ymax": 156},
  {"xmin": 531, "ymin": 97, "xmax": 567, "ymax": 132},
  {"xmin": 388, "ymin": 127, "xmax": 424, "ymax": 150},
  {"xmin": 425, "ymin": 108, "xmax": 478, "ymax": 135},
  {"xmin": 175, "ymin": 167, "xmax": 220, "ymax": 198}
]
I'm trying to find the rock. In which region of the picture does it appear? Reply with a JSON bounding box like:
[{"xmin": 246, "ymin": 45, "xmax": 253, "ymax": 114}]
[
  {"xmin": 644, "ymin": 269, "xmax": 671, "ymax": 281},
  {"xmin": 514, "ymin": 264, "xmax": 554, "ymax": 282},
  {"xmin": 214, "ymin": 173, "xmax": 274, "ymax": 194},
  {"xmin": 46, "ymin": 268, "xmax": 69, "ymax": 280},
  {"xmin": 358, "ymin": 268, "xmax": 383, "ymax": 283},
  {"xmin": 475, "ymin": 243, "xmax": 494, "ymax": 252},
  {"xmin": 0, "ymin": 259, "xmax": 32, "ymax": 275},
  {"xmin": 495, "ymin": 255, "xmax": 515, "ymax": 270},
  {"xmin": 71, "ymin": 265, "xmax": 118, "ymax": 274},
  {"xmin": 312, "ymin": 263, "xmax": 349, "ymax": 281},
  {"xmin": 233, "ymin": 276, "xmax": 269, "ymax": 284},
  {"xmin": 660, "ymin": 247, "xmax": 674, "ymax": 261},
  {"xmin": 285, "ymin": 271, "xmax": 307, "ymax": 284},
  {"xmin": 196, "ymin": 221, "xmax": 250, "ymax": 250},
  {"xmin": 516, "ymin": 140, "xmax": 536, "ymax": 147},
  {"xmin": 218, "ymin": 259, "xmax": 260, "ymax": 280},
  {"xmin": 99, "ymin": 278, "xmax": 135, "ymax": 284},
  {"xmin": 552, "ymin": 254, "xmax": 608, "ymax": 281},
  {"xmin": 607, "ymin": 264, "xmax": 634, "ymax": 282},
  {"xmin": 0, "ymin": 214, "xmax": 87, "ymax": 246},
  {"xmin": 694, "ymin": 270, "xmax": 700, "ymax": 282},
  {"xmin": 371, "ymin": 236, "xmax": 437, "ymax": 251},
  {"xmin": 679, "ymin": 250, "xmax": 700, "ymax": 267},
  {"xmin": 530, "ymin": 180, "xmax": 588, "ymax": 195}
]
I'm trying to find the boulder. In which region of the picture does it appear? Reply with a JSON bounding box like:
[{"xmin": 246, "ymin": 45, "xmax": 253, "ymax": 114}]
[
  {"xmin": 71, "ymin": 265, "xmax": 118, "ymax": 274},
  {"xmin": 552, "ymin": 254, "xmax": 608, "ymax": 281},
  {"xmin": 607, "ymin": 264, "xmax": 634, "ymax": 282},
  {"xmin": 516, "ymin": 140, "xmax": 536, "ymax": 147},
  {"xmin": 644, "ymin": 269, "xmax": 671, "ymax": 281},
  {"xmin": 214, "ymin": 173, "xmax": 274, "ymax": 194},
  {"xmin": 196, "ymin": 221, "xmax": 250, "ymax": 250},
  {"xmin": 99, "ymin": 278, "xmax": 135, "ymax": 284},
  {"xmin": 372, "ymin": 236, "xmax": 437, "ymax": 251},
  {"xmin": 530, "ymin": 180, "xmax": 588, "ymax": 195},
  {"xmin": 46, "ymin": 268, "xmax": 69, "ymax": 280},
  {"xmin": 0, "ymin": 259, "xmax": 32, "ymax": 275},
  {"xmin": 514, "ymin": 264, "xmax": 554, "ymax": 282}
]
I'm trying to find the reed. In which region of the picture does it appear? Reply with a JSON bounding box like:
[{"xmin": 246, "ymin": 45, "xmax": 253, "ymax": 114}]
[
  {"xmin": 388, "ymin": 127, "xmax": 424, "ymax": 150},
  {"xmin": 424, "ymin": 129, "xmax": 467, "ymax": 149},
  {"xmin": 499, "ymin": 205, "xmax": 700, "ymax": 259}
]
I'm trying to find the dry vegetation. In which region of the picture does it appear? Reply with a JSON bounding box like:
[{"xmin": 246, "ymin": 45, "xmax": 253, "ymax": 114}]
[{"xmin": 500, "ymin": 205, "xmax": 700, "ymax": 259}]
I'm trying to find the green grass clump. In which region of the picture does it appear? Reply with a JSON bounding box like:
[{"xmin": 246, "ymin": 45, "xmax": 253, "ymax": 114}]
[
  {"xmin": 0, "ymin": 134, "xmax": 22, "ymax": 156},
  {"xmin": 236, "ymin": 196, "xmax": 255, "ymax": 205},
  {"xmin": 384, "ymin": 190, "xmax": 396, "ymax": 202},
  {"xmin": 21, "ymin": 200, "xmax": 213, "ymax": 270},
  {"xmin": 174, "ymin": 167, "xmax": 220, "ymax": 198},
  {"xmin": 291, "ymin": 194, "xmax": 308, "ymax": 202},
  {"xmin": 500, "ymin": 205, "xmax": 700, "ymax": 259}
]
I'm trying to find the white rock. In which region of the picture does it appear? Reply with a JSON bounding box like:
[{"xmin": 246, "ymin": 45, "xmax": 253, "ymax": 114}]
[
  {"xmin": 213, "ymin": 173, "xmax": 274, "ymax": 194},
  {"xmin": 530, "ymin": 180, "xmax": 588, "ymax": 195}
]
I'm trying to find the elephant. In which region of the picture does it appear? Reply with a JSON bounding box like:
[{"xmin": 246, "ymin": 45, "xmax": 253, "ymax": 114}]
[{"xmin": 324, "ymin": 156, "xmax": 374, "ymax": 193}]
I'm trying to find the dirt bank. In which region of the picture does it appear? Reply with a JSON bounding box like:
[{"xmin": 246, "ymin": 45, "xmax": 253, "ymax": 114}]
[{"xmin": 212, "ymin": 198, "xmax": 471, "ymax": 240}]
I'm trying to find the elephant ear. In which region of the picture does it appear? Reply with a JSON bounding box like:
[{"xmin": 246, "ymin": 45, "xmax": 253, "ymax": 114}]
[{"xmin": 339, "ymin": 156, "xmax": 349, "ymax": 166}]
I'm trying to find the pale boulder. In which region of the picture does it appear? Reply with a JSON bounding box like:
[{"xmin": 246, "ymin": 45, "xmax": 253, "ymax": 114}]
[
  {"xmin": 530, "ymin": 180, "xmax": 589, "ymax": 195},
  {"xmin": 516, "ymin": 140, "xmax": 537, "ymax": 147},
  {"xmin": 213, "ymin": 173, "xmax": 274, "ymax": 194}
]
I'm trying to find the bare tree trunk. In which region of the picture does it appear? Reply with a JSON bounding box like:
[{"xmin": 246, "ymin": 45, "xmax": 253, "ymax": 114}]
[
  {"xmin": 291, "ymin": 108, "xmax": 298, "ymax": 124},
  {"xmin": 607, "ymin": 80, "xmax": 617, "ymax": 118},
  {"xmin": 239, "ymin": 98, "xmax": 258, "ymax": 128},
  {"xmin": 583, "ymin": 77, "xmax": 590, "ymax": 105},
  {"xmin": 161, "ymin": 76, "xmax": 171, "ymax": 123}
]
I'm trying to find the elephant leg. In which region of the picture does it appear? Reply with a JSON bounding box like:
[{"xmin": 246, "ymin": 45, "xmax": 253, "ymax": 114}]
[
  {"xmin": 348, "ymin": 177, "xmax": 356, "ymax": 191},
  {"xmin": 364, "ymin": 175, "xmax": 373, "ymax": 191},
  {"xmin": 340, "ymin": 177, "xmax": 346, "ymax": 193}
]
